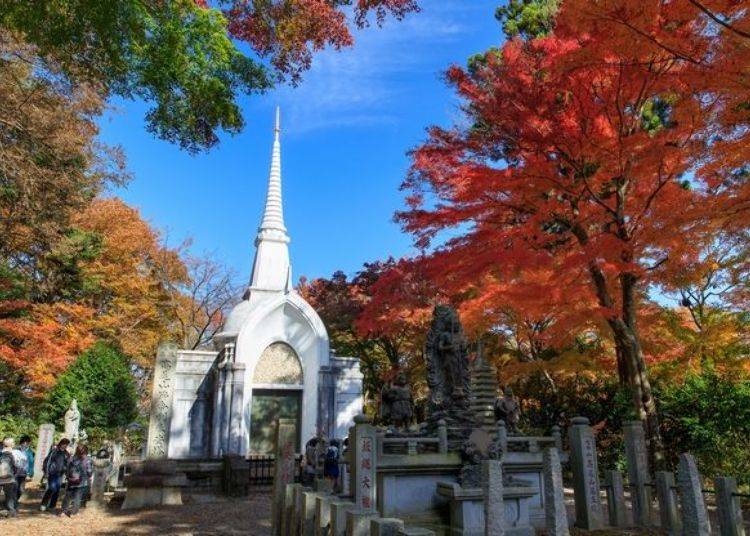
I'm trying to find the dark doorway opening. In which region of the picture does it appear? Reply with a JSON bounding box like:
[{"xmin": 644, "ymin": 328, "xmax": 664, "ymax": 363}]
[{"xmin": 249, "ymin": 389, "xmax": 302, "ymax": 454}]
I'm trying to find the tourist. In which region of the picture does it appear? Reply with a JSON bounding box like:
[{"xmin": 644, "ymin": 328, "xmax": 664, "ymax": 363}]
[
  {"xmin": 40, "ymin": 438, "xmax": 70, "ymax": 512},
  {"xmin": 0, "ymin": 438, "xmax": 18, "ymax": 517},
  {"xmin": 11, "ymin": 436, "xmax": 30, "ymax": 501},
  {"xmin": 323, "ymin": 439, "xmax": 340, "ymax": 490},
  {"xmin": 61, "ymin": 445, "xmax": 91, "ymax": 517},
  {"xmin": 79, "ymin": 445, "xmax": 93, "ymax": 508}
]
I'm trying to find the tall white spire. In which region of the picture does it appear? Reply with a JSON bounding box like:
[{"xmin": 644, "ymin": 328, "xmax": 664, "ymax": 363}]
[
  {"xmin": 256, "ymin": 106, "xmax": 288, "ymax": 244},
  {"xmin": 248, "ymin": 107, "xmax": 292, "ymax": 294}
]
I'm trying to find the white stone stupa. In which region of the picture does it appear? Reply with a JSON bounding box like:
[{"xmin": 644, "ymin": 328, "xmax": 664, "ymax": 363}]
[{"xmin": 154, "ymin": 109, "xmax": 363, "ymax": 459}]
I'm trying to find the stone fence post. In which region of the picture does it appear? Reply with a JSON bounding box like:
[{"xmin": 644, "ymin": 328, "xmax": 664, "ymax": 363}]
[
  {"xmin": 677, "ymin": 453, "xmax": 710, "ymax": 536},
  {"xmin": 715, "ymin": 477, "xmax": 745, "ymax": 536},
  {"xmin": 351, "ymin": 414, "xmax": 377, "ymax": 512},
  {"xmin": 543, "ymin": 447, "xmax": 569, "ymax": 536},
  {"xmin": 272, "ymin": 419, "xmax": 298, "ymax": 536},
  {"xmin": 655, "ymin": 471, "xmax": 679, "ymax": 535},
  {"xmin": 604, "ymin": 470, "xmax": 627, "ymax": 528},
  {"xmin": 568, "ymin": 416, "xmax": 603, "ymax": 530},
  {"xmin": 623, "ymin": 420, "xmax": 652, "ymax": 526}
]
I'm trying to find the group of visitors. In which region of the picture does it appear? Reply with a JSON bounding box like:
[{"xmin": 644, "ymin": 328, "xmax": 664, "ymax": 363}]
[
  {"xmin": 0, "ymin": 436, "xmax": 93, "ymax": 518},
  {"xmin": 0, "ymin": 435, "xmax": 34, "ymax": 518}
]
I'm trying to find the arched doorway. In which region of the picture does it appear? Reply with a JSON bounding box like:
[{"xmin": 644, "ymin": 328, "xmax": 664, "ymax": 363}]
[{"xmin": 249, "ymin": 342, "xmax": 303, "ymax": 454}]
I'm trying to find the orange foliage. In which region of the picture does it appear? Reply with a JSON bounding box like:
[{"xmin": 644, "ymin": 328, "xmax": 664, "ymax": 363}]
[
  {"xmin": 74, "ymin": 198, "xmax": 188, "ymax": 364},
  {"xmin": 0, "ymin": 302, "xmax": 94, "ymax": 395}
]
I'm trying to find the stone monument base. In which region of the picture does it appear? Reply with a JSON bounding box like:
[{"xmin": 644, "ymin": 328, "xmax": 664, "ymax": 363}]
[
  {"xmin": 437, "ymin": 482, "xmax": 538, "ymax": 536},
  {"xmin": 121, "ymin": 460, "xmax": 188, "ymax": 510}
]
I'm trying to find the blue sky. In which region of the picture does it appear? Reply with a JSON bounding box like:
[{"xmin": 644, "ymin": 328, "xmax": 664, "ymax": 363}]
[{"xmin": 98, "ymin": 1, "xmax": 503, "ymax": 284}]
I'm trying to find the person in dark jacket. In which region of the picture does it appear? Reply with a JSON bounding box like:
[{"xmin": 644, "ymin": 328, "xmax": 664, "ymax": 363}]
[
  {"xmin": 61, "ymin": 445, "xmax": 91, "ymax": 516},
  {"xmin": 0, "ymin": 438, "xmax": 18, "ymax": 517},
  {"xmin": 40, "ymin": 438, "xmax": 70, "ymax": 512}
]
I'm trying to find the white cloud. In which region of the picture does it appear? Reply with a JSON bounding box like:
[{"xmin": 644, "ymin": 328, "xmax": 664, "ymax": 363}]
[{"xmin": 276, "ymin": 0, "xmax": 491, "ymax": 134}]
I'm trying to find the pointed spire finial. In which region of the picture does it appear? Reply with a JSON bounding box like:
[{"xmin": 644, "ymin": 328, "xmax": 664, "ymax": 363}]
[{"xmin": 256, "ymin": 107, "xmax": 288, "ymax": 242}]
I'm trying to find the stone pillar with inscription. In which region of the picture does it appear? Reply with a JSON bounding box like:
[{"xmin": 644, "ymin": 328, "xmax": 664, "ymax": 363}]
[
  {"xmin": 351, "ymin": 414, "xmax": 377, "ymax": 512},
  {"xmin": 568, "ymin": 416, "xmax": 603, "ymax": 530},
  {"xmin": 147, "ymin": 344, "xmax": 178, "ymax": 459},
  {"xmin": 273, "ymin": 419, "xmax": 298, "ymax": 536},
  {"xmin": 122, "ymin": 344, "xmax": 188, "ymax": 510},
  {"xmin": 624, "ymin": 421, "xmax": 652, "ymax": 526},
  {"xmin": 33, "ymin": 423, "xmax": 55, "ymax": 483}
]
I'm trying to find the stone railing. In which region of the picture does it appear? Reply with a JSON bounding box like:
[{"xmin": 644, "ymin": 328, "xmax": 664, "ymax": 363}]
[
  {"xmin": 498, "ymin": 421, "xmax": 563, "ymax": 453},
  {"xmin": 376, "ymin": 419, "xmax": 449, "ymax": 457}
]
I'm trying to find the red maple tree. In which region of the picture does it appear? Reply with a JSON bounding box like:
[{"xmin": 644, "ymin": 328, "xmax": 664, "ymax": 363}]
[{"xmin": 390, "ymin": 0, "xmax": 749, "ymax": 464}]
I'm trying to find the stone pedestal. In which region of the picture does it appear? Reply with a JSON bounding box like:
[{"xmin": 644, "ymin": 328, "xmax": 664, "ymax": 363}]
[
  {"xmin": 437, "ymin": 482, "xmax": 538, "ymax": 536},
  {"xmin": 121, "ymin": 460, "xmax": 188, "ymax": 510}
]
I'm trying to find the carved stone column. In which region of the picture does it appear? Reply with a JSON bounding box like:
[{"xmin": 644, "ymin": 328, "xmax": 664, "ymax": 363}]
[
  {"xmin": 146, "ymin": 344, "xmax": 178, "ymax": 459},
  {"xmin": 228, "ymin": 362, "xmax": 246, "ymax": 455}
]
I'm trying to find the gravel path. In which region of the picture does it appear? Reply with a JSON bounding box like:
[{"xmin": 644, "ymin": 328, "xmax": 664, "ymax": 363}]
[{"xmin": 2, "ymin": 483, "xmax": 272, "ymax": 536}]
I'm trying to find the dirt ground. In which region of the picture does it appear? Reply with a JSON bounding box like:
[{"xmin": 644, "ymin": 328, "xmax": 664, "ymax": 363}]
[{"xmin": 1, "ymin": 483, "xmax": 272, "ymax": 536}]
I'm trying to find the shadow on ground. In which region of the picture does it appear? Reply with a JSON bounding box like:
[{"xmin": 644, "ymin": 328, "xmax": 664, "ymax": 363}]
[{"xmin": 3, "ymin": 483, "xmax": 272, "ymax": 535}]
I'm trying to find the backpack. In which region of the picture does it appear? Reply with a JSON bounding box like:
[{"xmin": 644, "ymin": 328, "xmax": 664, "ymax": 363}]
[
  {"xmin": 13, "ymin": 449, "xmax": 27, "ymax": 477},
  {"xmin": 67, "ymin": 459, "xmax": 83, "ymax": 487},
  {"xmin": 0, "ymin": 453, "xmax": 14, "ymax": 480},
  {"xmin": 325, "ymin": 446, "xmax": 338, "ymax": 462},
  {"xmin": 47, "ymin": 449, "xmax": 67, "ymax": 476}
]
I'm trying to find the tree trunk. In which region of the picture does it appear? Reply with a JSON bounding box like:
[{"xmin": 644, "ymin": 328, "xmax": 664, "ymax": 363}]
[
  {"xmin": 587, "ymin": 261, "xmax": 665, "ymax": 469},
  {"xmin": 607, "ymin": 316, "xmax": 665, "ymax": 470}
]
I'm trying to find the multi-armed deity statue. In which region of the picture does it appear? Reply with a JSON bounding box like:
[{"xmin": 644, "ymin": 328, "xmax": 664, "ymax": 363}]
[{"xmin": 424, "ymin": 305, "xmax": 476, "ymax": 434}]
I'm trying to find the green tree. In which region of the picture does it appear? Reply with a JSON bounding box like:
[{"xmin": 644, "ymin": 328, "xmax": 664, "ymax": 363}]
[
  {"xmin": 495, "ymin": 0, "xmax": 559, "ymax": 40},
  {"xmin": 43, "ymin": 341, "xmax": 138, "ymax": 430},
  {"xmin": 0, "ymin": 2, "xmax": 269, "ymax": 152}
]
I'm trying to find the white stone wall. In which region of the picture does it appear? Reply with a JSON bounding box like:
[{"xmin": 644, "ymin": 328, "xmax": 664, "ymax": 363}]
[
  {"xmin": 168, "ymin": 350, "xmax": 218, "ymax": 459},
  {"xmin": 331, "ymin": 356, "xmax": 364, "ymax": 439}
]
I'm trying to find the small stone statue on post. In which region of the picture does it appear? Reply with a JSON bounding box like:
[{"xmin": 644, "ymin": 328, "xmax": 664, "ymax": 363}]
[
  {"xmin": 91, "ymin": 446, "xmax": 112, "ymax": 510},
  {"xmin": 380, "ymin": 372, "xmax": 414, "ymax": 431},
  {"xmin": 494, "ymin": 386, "xmax": 521, "ymax": 435}
]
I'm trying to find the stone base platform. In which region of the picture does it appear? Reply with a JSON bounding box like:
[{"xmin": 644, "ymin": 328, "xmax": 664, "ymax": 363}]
[
  {"xmin": 437, "ymin": 482, "xmax": 538, "ymax": 536},
  {"xmin": 121, "ymin": 460, "xmax": 189, "ymax": 510}
]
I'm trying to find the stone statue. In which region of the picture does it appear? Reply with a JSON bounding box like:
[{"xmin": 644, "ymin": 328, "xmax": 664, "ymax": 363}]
[
  {"xmin": 424, "ymin": 305, "xmax": 474, "ymax": 429},
  {"xmin": 380, "ymin": 373, "xmax": 414, "ymax": 430},
  {"xmin": 64, "ymin": 399, "xmax": 81, "ymax": 442},
  {"xmin": 494, "ymin": 387, "xmax": 521, "ymax": 434}
]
